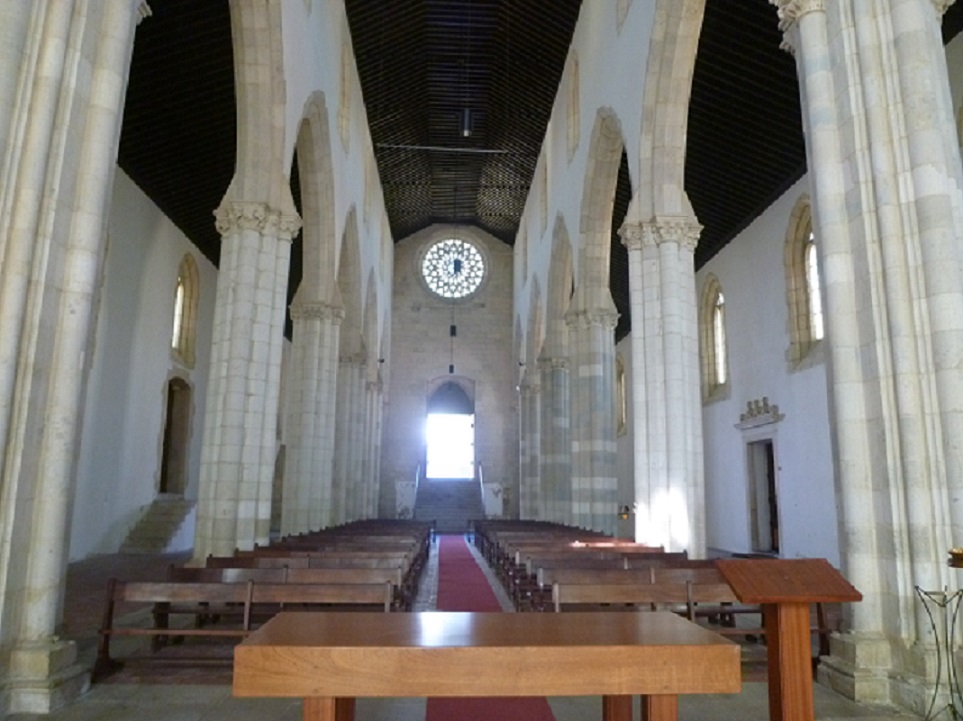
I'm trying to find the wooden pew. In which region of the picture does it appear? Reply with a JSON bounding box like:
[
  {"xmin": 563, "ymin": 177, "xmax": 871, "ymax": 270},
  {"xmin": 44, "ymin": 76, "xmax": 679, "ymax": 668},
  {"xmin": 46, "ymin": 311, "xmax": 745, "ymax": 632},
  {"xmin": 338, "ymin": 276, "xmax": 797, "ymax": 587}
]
[{"xmin": 94, "ymin": 578, "xmax": 393, "ymax": 679}]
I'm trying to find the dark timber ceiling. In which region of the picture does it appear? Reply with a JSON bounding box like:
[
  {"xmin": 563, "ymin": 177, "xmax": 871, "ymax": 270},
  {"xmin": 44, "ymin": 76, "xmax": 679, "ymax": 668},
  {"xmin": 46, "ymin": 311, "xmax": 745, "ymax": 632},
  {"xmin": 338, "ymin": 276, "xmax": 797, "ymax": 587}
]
[{"xmin": 117, "ymin": 0, "xmax": 963, "ymax": 343}]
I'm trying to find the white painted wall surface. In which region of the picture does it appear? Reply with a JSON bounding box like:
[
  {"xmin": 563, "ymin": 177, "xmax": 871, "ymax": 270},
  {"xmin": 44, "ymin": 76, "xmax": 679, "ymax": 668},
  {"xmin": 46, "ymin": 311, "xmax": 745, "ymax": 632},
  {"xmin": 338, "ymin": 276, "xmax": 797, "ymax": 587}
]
[
  {"xmin": 696, "ymin": 177, "xmax": 839, "ymax": 564},
  {"xmin": 70, "ymin": 170, "xmax": 216, "ymax": 559}
]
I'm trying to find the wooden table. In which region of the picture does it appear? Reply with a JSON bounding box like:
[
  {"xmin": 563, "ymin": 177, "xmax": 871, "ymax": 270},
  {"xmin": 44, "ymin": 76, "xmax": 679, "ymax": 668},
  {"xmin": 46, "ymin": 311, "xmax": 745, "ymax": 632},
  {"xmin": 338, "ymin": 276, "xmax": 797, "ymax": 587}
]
[
  {"xmin": 717, "ymin": 558, "xmax": 862, "ymax": 721},
  {"xmin": 233, "ymin": 611, "xmax": 741, "ymax": 721}
]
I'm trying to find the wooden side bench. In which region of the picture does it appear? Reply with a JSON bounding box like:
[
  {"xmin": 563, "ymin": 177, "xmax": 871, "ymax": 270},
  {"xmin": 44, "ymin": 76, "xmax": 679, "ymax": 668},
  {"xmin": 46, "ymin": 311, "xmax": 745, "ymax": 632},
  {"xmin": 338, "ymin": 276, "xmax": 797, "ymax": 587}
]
[{"xmin": 95, "ymin": 578, "xmax": 394, "ymax": 679}]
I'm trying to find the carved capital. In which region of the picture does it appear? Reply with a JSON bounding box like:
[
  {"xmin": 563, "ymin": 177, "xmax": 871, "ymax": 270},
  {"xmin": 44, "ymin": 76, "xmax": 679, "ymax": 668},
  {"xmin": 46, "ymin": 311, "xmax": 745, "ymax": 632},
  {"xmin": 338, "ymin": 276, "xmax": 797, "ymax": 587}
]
[
  {"xmin": 934, "ymin": 0, "xmax": 957, "ymax": 15},
  {"xmin": 278, "ymin": 212, "xmax": 303, "ymax": 238},
  {"xmin": 617, "ymin": 222, "xmax": 650, "ymax": 251},
  {"xmin": 136, "ymin": 2, "xmax": 152, "ymax": 24},
  {"xmin": 290, "ymin": 301, "xmax": 344, "ymax": 322},
  {"xmin": 537, "ymin": 356, "xmax": 569, "ymax": 372},
  {"xmin": 770, "ymin": 0, "xmax": 825, "ymax": 53},
  {"xmin": 214, "ymin": 201, "xmax": 268, "ymax": 235},
  {"xmin": 651, "ymin": 216, "xmax": 703, "ymax": 252},
  {"xmin": 214, "ymin": 201, "xmax": 301, "ymax": 239},
  {"xmin": 564, "ymin": 307, "xmax": 619, "ymax": 331},
  {"xmin": 339, "ymin": 351, "xmax": 367, "ymax": 367}
]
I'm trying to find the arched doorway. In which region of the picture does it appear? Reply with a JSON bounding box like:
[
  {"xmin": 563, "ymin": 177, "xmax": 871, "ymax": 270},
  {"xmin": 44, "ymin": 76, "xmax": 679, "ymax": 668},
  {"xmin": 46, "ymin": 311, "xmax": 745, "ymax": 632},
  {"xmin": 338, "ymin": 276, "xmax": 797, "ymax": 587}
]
[
  {"xmin": 159, "ymin": 378, "xmax": 192, "ymax": 495},
  {"xmin": 425, "ymin": 381, "xmax": 475, "ymax": 480}
]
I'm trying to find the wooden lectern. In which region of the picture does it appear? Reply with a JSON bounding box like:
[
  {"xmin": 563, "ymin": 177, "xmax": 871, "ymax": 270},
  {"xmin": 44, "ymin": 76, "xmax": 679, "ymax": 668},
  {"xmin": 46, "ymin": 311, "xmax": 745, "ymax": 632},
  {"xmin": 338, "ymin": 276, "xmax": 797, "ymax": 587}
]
[{"xmin": 716, "ymin": 558, "xmax": 861, "ymax": 721}]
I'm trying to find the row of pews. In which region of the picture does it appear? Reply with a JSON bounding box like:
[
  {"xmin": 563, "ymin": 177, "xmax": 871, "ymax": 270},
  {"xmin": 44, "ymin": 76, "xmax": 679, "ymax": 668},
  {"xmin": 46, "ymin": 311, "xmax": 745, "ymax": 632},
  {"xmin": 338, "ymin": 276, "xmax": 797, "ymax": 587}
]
[
  {"xmin": 94, "ymin": 519, "xmax": 433, "ymax": 679},
  {"xmin": 473, "ymin": 519, "xmax": 839, "ymax": 662}
]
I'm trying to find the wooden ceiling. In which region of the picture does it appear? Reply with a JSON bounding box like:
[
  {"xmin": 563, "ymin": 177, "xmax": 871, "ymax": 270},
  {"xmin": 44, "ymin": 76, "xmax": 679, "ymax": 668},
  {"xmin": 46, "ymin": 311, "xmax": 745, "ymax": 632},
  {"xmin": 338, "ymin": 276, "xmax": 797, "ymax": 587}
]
[{"xmin": 117, "ymin": 0, "xmax": 963, "ymax": 342}]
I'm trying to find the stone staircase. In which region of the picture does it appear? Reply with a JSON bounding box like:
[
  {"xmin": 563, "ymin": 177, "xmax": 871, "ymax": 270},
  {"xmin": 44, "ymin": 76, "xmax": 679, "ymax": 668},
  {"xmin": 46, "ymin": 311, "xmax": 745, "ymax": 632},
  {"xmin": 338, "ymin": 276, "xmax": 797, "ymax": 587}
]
[
  {"xmin": 120, "ymin": 495, "xmax": 196, "ymax": 554},
  {"xmin": 414, "ymin": 478, "xmax": 485, "ymax": 534}
]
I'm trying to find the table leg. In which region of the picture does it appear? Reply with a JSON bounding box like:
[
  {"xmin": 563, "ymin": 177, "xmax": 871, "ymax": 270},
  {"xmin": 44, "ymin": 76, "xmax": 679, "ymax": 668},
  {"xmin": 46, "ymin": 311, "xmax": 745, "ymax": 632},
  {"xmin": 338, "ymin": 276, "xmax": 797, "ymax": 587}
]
[
  {"xmin": 602, "ymin": 694, "xmax": 633, "ymax": 721},
  {"xmin": 303, "ymin": 697, "xmax": 355, "ymax": 721},
  {"xmin": 764, "ymin": 602, "xmax": 815, "ymax": 721},
  {"xmin": 640, "ymin": 694, "xmax": 678, "ymax": 721}
]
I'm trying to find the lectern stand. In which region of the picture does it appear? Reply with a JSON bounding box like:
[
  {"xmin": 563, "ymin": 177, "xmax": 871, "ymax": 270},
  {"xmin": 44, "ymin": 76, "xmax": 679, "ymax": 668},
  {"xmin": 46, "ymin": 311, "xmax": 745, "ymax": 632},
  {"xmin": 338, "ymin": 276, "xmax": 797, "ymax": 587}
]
[{"xmin": 716, "ymin": 558, "xmax": 862, "ymax": 721}]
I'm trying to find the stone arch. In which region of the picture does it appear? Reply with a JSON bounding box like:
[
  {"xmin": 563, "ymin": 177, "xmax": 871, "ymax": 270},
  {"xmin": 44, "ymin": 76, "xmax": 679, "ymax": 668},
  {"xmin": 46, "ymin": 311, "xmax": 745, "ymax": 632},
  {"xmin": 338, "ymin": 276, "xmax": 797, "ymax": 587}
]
[
  {"xmin": 294, "ymin": 92, "xmax": 337, "ymax": 302},
  {"xmin": 545, "ymin": 216, "xmax": 574, "ymax": 359},
  {"xmin": 576, "ymin": 107, "xmax": 624, "ymax": 306},
  {"xmin": 635, "ymin": 0, "xmax": 706, "ymax": 221},
  {"xmin": 338, "ymin": 207, "xmax": 364, "ymax": 356},
  {"xmin": 223, "ymin": 0, "xmax": 295, "ymax": 214}
]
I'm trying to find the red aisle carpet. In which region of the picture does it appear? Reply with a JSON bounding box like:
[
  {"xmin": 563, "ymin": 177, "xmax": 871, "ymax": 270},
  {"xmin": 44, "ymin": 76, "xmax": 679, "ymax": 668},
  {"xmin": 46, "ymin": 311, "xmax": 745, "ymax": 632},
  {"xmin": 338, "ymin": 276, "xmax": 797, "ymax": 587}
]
[{"xmin": 425, "ymin": 535, "xmax": 557, "ymax": 721}]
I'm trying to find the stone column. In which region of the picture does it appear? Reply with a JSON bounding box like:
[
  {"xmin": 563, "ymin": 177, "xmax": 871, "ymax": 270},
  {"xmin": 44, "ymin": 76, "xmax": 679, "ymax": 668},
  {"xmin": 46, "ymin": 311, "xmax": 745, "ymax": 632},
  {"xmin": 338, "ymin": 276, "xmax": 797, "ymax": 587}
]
[
  {"xmin": 517, "ymin": 369, "xmax": 541, "ymax": 519},
  {"xmin": 195, "ymin": 200, "xmax": 298, "ymax": 558},
  {"xmin": 361, "ymin": 374, "xmax": 384, "ymax": 519},
  {"xmin": 773, "ymin": 0, "xmax": 963, "ymax": 709},
  {"xmin": 566, "ymin": 293, "xmax": 619, "ymax": 534},
  {"xmin": 1, "ymin": 1, "xmax": 143, "ymax": 712},
  {"xmin": 282, "ymin": 299, "xmax": 343, "ymax": 534},
  {"xmin": 538, "ymin": 355, "xmax": 571, "ymax": 524},
  {"xmin": 620, "ymin": 217, "xmax": 704, "ymax": 555},
  {"xmin": 333, "ymin": 353, "xmax": 365, "ymax": 524}
]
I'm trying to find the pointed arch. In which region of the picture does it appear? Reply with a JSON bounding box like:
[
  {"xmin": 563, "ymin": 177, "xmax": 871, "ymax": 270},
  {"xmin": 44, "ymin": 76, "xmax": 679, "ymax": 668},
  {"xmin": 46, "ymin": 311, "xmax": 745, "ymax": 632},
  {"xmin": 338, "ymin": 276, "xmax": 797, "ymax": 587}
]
[
  {"xmin": 545, "ymin": 215, "xmax": 574, "ymax": 359},
  {"xmin": 636, "ymin": 0, "xmax": 706, "ymax": 221},
  {"xmin": 295, "ymin": 92, "xmax": 338, "ymax": 302},
  {"xmin": 226, "ymin": 0, "xmax": 293, "ymax": 211},
  {"xmin": 338, "ymin": 207, "xmax": 364, "ymax": 356},
  {"xmin": 577, "ymin": 108, "xmax": 625, "ymax": 301}
]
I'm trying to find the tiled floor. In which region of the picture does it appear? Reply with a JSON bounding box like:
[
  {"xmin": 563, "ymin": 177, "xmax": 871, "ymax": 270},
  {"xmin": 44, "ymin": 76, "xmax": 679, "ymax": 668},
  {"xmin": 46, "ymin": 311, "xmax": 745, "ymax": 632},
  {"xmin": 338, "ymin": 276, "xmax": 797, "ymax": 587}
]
[{"xmin": 7, "ymin": 537, "xmax": 922, "ymax": 721}]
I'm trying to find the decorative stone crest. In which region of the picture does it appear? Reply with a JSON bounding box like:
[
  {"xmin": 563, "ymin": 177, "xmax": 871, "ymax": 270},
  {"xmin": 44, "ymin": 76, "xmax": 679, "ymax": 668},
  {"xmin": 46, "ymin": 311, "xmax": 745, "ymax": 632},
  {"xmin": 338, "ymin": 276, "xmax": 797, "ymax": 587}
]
[{"xmin": 735, "ymin": 396, "xmax": 785, "ymax": 429}]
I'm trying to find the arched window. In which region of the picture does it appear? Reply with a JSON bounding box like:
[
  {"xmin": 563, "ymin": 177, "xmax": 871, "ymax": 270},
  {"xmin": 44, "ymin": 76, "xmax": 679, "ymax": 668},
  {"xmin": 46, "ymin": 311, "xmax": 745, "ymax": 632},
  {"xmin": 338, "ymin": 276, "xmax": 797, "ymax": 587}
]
[
  {"xmin": 700, "ymin": 274, "xmax": 728, "ymax": 401},
  {"xmin": 171, "ymin": 253, "xmax": 199, "ymax": 368},
  {"xmin": 566, "ymin": 52, "xmax": 579, "ymax": 162},
  {"xmin": 784, "ymin": 195, "xmax": 824, "ymax": 366}
]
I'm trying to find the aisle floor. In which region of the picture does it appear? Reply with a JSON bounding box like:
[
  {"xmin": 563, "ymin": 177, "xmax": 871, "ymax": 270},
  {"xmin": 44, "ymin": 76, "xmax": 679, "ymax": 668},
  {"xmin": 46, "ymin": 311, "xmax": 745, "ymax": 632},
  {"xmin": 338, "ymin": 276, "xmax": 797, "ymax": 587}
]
[{"xmin": 7, "ymin": 536, "xmax": 920, "ymax": 721}]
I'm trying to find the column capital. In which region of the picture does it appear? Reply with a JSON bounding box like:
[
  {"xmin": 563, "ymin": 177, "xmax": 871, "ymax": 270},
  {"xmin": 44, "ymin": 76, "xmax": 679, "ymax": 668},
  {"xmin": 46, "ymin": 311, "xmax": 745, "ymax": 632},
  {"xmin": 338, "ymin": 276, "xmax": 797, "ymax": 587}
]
[
  {"xmin": 339, "ymin": 351, "xmax": 367, "ymax": 367},
  {"xmin": 934, "ymin": 0, "xmax": 957, "ymax": 16},
  {"xmin": 620, "ymin": 216, "xmax": 702, "ymax": 253},
  {"xmin": 537, "ymin": 356, "xmax": 569, "ymax": 372},
  {"xmin": 289, "ymin": 300, "xmax": 345, "ymax": 322},
  {"xmin": 565, "ymin": 306, "xmax": 619, "ymax": 331},
  {"xmin": 213, "ymin": 200, "xmax": 302, "ymax": 238},
  {"xmin": 136, "ymin": 2, "xmax": 152, "ymax": 24},
  {"xmin": 769, "ymin": 0, "xmax": 826, "ymax": 53}
]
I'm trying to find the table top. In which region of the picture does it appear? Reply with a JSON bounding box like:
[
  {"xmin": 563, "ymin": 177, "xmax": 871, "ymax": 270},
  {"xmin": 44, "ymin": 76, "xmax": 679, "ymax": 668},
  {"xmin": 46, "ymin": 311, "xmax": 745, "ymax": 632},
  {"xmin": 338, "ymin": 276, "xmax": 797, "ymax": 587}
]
[{"xmin": 234, "ymin": 611, "xmax": 741, "ymax": 698}]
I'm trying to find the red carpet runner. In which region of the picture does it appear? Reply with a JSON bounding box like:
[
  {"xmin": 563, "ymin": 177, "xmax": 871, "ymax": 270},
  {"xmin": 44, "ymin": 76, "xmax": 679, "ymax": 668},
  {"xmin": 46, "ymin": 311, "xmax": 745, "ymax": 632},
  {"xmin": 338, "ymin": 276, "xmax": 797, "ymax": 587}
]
[{"xmin": 425, "ymin": 535, "xmax": 557, "ymax": 721}]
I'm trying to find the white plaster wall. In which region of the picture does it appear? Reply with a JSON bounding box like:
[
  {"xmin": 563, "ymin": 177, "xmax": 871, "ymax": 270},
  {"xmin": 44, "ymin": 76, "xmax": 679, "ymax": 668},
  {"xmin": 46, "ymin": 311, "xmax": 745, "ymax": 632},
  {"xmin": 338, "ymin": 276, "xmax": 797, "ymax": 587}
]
[
  {"xmin": 696, "ymin": 177, "xmax": 839, "ymax": 565},
  {"xmin": 382, "ymin": 226, "xmax": 517, "ymax": 515},
  {"xmin": 70, "ymin": 170, "xmax": 216, "ymax": 559}
]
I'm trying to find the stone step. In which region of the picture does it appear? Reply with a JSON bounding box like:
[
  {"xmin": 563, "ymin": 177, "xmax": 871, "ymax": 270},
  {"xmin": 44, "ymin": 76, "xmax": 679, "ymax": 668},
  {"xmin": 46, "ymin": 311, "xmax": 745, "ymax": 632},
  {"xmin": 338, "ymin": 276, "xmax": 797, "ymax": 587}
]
[{"xmin": 120, "ymin": 498, "xmax": 195, "ymax": 554}]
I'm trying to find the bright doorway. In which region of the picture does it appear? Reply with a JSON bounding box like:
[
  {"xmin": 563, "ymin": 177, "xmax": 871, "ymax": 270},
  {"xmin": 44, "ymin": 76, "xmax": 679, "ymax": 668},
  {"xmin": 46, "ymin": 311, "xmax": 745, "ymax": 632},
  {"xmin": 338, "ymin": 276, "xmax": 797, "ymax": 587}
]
[{"xmin": 425, "ymin": 381, "xmax": 475, "ymax": 480}]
